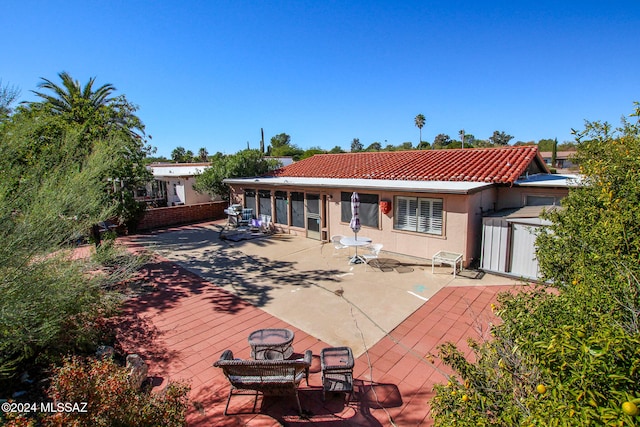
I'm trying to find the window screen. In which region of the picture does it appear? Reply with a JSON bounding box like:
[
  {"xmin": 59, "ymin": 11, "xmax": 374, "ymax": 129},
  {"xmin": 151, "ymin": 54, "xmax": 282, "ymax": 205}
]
[
  {"xmin": 340, "ymin": 192, "xmax": 379, "ymax": 228},
  {"xmin": 258, "ymin": 190, "xmax": 272, "ymax": 216},
  {"xmin": 290, "ymin": 192, "xmax": 304, "ymax": 228},
  {"xmin": 244, "ymin": 189, "xmax": 256, "ymax": 213},
  {"xmin": 275, "ymin": 191, "xmax": 288, "ymax": 225}
]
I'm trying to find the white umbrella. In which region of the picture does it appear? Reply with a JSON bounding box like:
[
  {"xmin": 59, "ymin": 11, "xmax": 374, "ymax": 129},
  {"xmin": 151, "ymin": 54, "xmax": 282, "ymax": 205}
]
[{"xmin": 350, "ymin": 192, "xmax": 361, "ymax": 239}]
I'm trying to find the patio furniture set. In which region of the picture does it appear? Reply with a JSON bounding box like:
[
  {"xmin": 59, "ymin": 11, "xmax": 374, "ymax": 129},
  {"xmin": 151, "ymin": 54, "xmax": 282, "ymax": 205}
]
[
  {"xmin": 222, "ymin": 205, "xmax": 273, "ymax": 238},
  {"xmin": 213, "ymin": 328, "xmax": 354, "ymax": 416},
  {"xmin": 332, "ymin": 234, "xmax": 383, "ymax": 269}
]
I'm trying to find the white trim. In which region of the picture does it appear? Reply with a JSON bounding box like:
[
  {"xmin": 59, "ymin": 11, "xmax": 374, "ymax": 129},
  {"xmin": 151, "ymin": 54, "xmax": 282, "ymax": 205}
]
[{"xmin": 224, "ymin": 176, "xmax": 492, "ymax": 194}]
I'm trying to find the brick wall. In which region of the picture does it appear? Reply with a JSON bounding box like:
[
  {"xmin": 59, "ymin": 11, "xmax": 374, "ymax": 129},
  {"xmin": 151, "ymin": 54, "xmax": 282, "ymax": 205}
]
[{"xmin": 136, "ymin": 201, "xmax": 228, "ymax": 231}]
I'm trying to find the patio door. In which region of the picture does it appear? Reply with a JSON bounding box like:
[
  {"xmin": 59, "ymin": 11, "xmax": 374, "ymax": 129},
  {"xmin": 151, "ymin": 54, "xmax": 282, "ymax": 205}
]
[{"xmin": 306, "ymin": 193, "xmax": 321, "ymax": 240}]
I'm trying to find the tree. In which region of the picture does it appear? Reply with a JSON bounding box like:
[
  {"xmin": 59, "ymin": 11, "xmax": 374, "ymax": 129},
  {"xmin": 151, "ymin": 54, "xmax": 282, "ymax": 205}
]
[
  {"xmin": 513, "ymin": 140, "xmax": 536, "ymax": 146},
  {"xmin": 417, "ymin": 140, "xmax": 431, "ymax": 150},
  {"xmin": 350, "ymin": 138, "xmax": 363, "ymax": 152},
  {"xmin": 0, "ymin": 80, "xmax": 20, "ymax": 118},
  {"xmin": 30, "ymin": 71, "xmax": 145, "ymax": 141},
  {"xmin": 537, "ymin": 138, "xmax": 556, "ymax": 151},
  {"xmin": 269, "ymin": 133, "xmax": 291, "ymax": 150},
  {"xmin": 171, "ymin": 147, "xmax": 188, "ymax": 163},
  {"xmin": 365, "ymin": 142, "xmax": 382, "ymax": 151},
  {"xmin": 17, "ymin": 72, "xmax": 152, "ymax": 226},
  {"xmin": 144, "ymin": 155, "xmax": 171, "ymax": 164},
  {"xmin": 488, "ymin": 130, "xmax": 514, "ymax": 146},
  {"xmin": 463, "ymin": 133, "xmax": 478, "ymax": 147},
  {"xmin": 301, "ymin": 146, "xmax": 326, "ymax": 159},
  {"xmin": 0, "ymin": 123, "xmax": 148, "ymax": 381},
  {"xmin": 193, "ymin": 149, "xmax": 280, "ymax": 200},
  {"xmin": 415, "ymin": 114, "xmax": 426, "ymax": 147},
  {"xmin": 271, "ymin": 143, "xmax": 304, "ymax": 159},
  {"xmin": 198, "ymin": 147, "xmax": 209, "ymax": 162},
  {"xmin": 329, "ymin": 145, "xmax": 345, "ymax": 154},
  {"xmin": 431, "ymin": 104, "xmax": 640, "ymax": 426},
  {"xmin": 433, "ymin": 133, "xmax": 452, "ymax": 149}
]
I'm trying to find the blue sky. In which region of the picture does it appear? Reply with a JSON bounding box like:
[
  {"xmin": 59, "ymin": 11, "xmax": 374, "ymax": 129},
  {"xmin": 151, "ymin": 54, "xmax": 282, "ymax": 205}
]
[{"xmin": 2, "ymin": 1, "xmax": 639, "ymax": 157}]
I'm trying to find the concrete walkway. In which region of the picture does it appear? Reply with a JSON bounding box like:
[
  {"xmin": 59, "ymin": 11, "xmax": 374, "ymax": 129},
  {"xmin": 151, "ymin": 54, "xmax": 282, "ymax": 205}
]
[
  {"xmin": 128, "ymin": 221, "xmax": 518, "ymax": 357},
  {"xmin": 115, "ymin": 221, "xmax": 526, "ymax": 425}
]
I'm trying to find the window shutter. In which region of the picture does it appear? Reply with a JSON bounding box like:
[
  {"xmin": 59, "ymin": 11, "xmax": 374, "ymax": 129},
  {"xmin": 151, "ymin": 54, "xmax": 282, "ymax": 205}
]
[
  {"xmin": 417, "ymin": 199, "xmax": 431, "ymax": 233},
  {"xmin": 395, "ymin": 196, "xmax": 443, "ymax": 234},
  {"xmin": 396, "ymin": 197, "xmax": 418, "ymax": 231},
  {"xmin": 431, "ymin": 199, "xmax": 443, "ymax": 234}
]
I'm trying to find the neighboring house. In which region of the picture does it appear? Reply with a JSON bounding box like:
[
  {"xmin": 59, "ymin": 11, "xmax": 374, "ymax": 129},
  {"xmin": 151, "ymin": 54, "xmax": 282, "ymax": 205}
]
[
  {"xmin": 141, "ymin": 157, "xmax": 294, "ymax": 207},
  {"xmin": 540, "ymin": 151, "xmax": 578, "ymax": 170},
  {"xmin": 224, "ymin": 146, "xmax": 579, "ymax": 275},
  {"xmin": 145, "ymin": 163, "xmax": 214, "ymax": 206}
]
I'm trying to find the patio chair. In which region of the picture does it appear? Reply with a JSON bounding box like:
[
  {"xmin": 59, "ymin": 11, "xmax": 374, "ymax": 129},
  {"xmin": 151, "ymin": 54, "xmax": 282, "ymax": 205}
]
[
  {"xmin": 331, "ymin": 235, "xmax": 348, "ymax": 257},
  {"xmin": 363, "ymin": 243, "xmax": 383, "ymax": 271},
  {"xmin": 259, "ymin": 214, "xmax": 273, "ymax": 233},
  {"xmin": 238, "ymin": 208, "xmax": 253, "ymax": 227}
]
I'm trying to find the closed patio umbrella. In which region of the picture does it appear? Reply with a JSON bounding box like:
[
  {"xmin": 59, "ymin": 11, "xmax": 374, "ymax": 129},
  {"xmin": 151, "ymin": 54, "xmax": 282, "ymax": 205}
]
[{"xmin": 350, "ymin": 192, "xmax": 361, "ymax": 239}]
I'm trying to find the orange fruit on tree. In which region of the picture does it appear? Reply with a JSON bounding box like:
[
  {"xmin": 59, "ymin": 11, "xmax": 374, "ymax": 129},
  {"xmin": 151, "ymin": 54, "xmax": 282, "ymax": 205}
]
[
  {"xmin": 622, "ymin": 401, "xmax": 639, "ymax": 416},
  {"xmin": 536, "ymin": 384, "xmax": 547, "ymax": 395}
]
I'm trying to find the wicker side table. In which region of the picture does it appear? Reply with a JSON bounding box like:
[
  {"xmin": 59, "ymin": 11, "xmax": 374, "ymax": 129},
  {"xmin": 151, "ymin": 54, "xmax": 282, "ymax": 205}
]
[
  {"xmin": 321, "ymin": 347, "xmax": 354, "ymax": 401},
  {"xmin": 248, "ymin": 328, "xmax": 295, "ymax": 360}
]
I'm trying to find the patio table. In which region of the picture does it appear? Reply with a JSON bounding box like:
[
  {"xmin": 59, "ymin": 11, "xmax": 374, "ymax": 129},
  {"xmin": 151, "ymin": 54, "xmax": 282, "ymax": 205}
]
[
  {"xmin": 432, "ymin": 250, "xmax": 463, "ymax": 278},
  {"xmin": 340, "ymin": 236, "xmax": 372, "ymax": 264},
  {"xmin": 248, "ymin": 328, "xmax": 295, "ymax": 360}
]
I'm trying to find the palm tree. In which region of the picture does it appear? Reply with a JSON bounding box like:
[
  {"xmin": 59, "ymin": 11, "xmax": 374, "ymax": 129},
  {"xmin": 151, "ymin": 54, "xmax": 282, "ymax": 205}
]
[
  {"xmin": 30, "ymin": 71, "xmax": 144, "ymax": 139},
  {"xmin": 415, "ymin": 114, "xmax": 426, "ymax": 147},
  {"xmin": 198, "ymin": 147, "xmax": 209, "ymax": 162},
  {"xmin": 32, "ymin": 72, "xmax": 115, "ymax": 121}
]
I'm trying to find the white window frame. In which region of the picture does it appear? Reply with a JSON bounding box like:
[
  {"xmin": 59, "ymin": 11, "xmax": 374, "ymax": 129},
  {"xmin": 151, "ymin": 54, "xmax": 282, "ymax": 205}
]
[{"xmin": 394, "ymin": 196, "xmax": 443, "ymax": 235}]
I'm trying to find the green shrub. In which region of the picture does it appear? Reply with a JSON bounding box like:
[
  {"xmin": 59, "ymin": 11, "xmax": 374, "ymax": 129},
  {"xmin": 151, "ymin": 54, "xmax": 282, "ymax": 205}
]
[{"xmin": 431, "ymin": 104, "xmax": 640, "ymax": 426}]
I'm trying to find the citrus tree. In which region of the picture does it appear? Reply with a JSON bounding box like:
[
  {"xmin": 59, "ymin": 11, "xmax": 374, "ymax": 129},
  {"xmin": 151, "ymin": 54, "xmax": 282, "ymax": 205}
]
[{"xmin": 431, "ymin": 103, "xmax": 640, "ymax": 426}]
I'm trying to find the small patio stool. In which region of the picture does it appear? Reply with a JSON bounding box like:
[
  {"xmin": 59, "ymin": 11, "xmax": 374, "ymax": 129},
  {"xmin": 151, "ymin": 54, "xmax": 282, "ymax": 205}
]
[{"xmin": 320, "ymin": 346, "xmax": 354, "ymax": 402}]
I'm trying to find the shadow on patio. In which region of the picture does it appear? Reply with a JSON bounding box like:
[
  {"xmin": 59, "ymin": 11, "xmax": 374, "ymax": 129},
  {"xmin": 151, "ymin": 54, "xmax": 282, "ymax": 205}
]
[{"xmin": 113, "ymin": 221, "xmax": 523, "ymax": 425}]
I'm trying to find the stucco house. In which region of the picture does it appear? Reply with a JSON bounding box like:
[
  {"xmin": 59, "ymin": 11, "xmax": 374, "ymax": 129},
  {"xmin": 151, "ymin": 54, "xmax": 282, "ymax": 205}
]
[
  {"xmin": 144, "ymin": 163, "xmax": 213, "ymax": 206},
  {"xmin": 224, "ymin": 146, "xmax": 578, "ymax": 273},
  {"xmin": 141, "ymin": 157, "xmax": 296, "ymax": 207},
  {"xmin": 540, "ymin": 150, "xmax": 578, "ymax": 170}
]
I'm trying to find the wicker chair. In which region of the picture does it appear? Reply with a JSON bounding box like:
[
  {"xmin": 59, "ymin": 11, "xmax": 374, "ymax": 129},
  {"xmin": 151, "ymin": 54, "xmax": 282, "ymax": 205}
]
[{"xmin": 213, "ymin": 349, "xmax": 312, "ymax": 415}]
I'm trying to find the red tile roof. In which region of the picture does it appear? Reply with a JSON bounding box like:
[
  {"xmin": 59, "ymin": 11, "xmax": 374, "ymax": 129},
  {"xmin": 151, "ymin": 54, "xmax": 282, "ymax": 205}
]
[{"xmin": 271, "ymin": 146, "xmax": 546, "ymax": 184}]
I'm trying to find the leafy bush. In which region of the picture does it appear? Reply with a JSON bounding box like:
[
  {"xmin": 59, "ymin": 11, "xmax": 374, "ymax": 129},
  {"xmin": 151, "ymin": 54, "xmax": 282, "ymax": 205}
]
[
  {"xmin": 3, "ymin": 356, "xmax": 190, "ymax": 427},
  {"xmin": 431, "ymin": 104, "xmax": 640, "ymax": 426}
]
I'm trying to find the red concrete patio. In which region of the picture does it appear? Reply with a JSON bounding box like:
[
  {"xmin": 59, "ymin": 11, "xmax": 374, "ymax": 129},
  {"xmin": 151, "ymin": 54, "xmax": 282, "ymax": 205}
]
[{"xmin": 114, "ymin": 226, "xmax": 523, "ymax": 426}]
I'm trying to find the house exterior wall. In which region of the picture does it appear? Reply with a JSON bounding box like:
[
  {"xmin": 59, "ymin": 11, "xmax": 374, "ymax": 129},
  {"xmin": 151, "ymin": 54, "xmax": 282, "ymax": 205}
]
[
  {"xmin": 183, "ymin": 177, "xmax": 213, "ymax": 204},
  {"xmin": 161, "ymin": 177, "xmax": 214, "ymax": 206},
  {"xmin": 465, "ymin": 188, "xmax": 499, "ymax": 267},
  {"xmin": 496, "ymin": 186, "xmax": 569, "ymax": 211},
  {"xmin": 229, "ymin": 183, "xmax": 570, "ymax": 268},
  {"xmin": 229, "ymin": 184, "xmax": 502, "ymax": 267}
]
